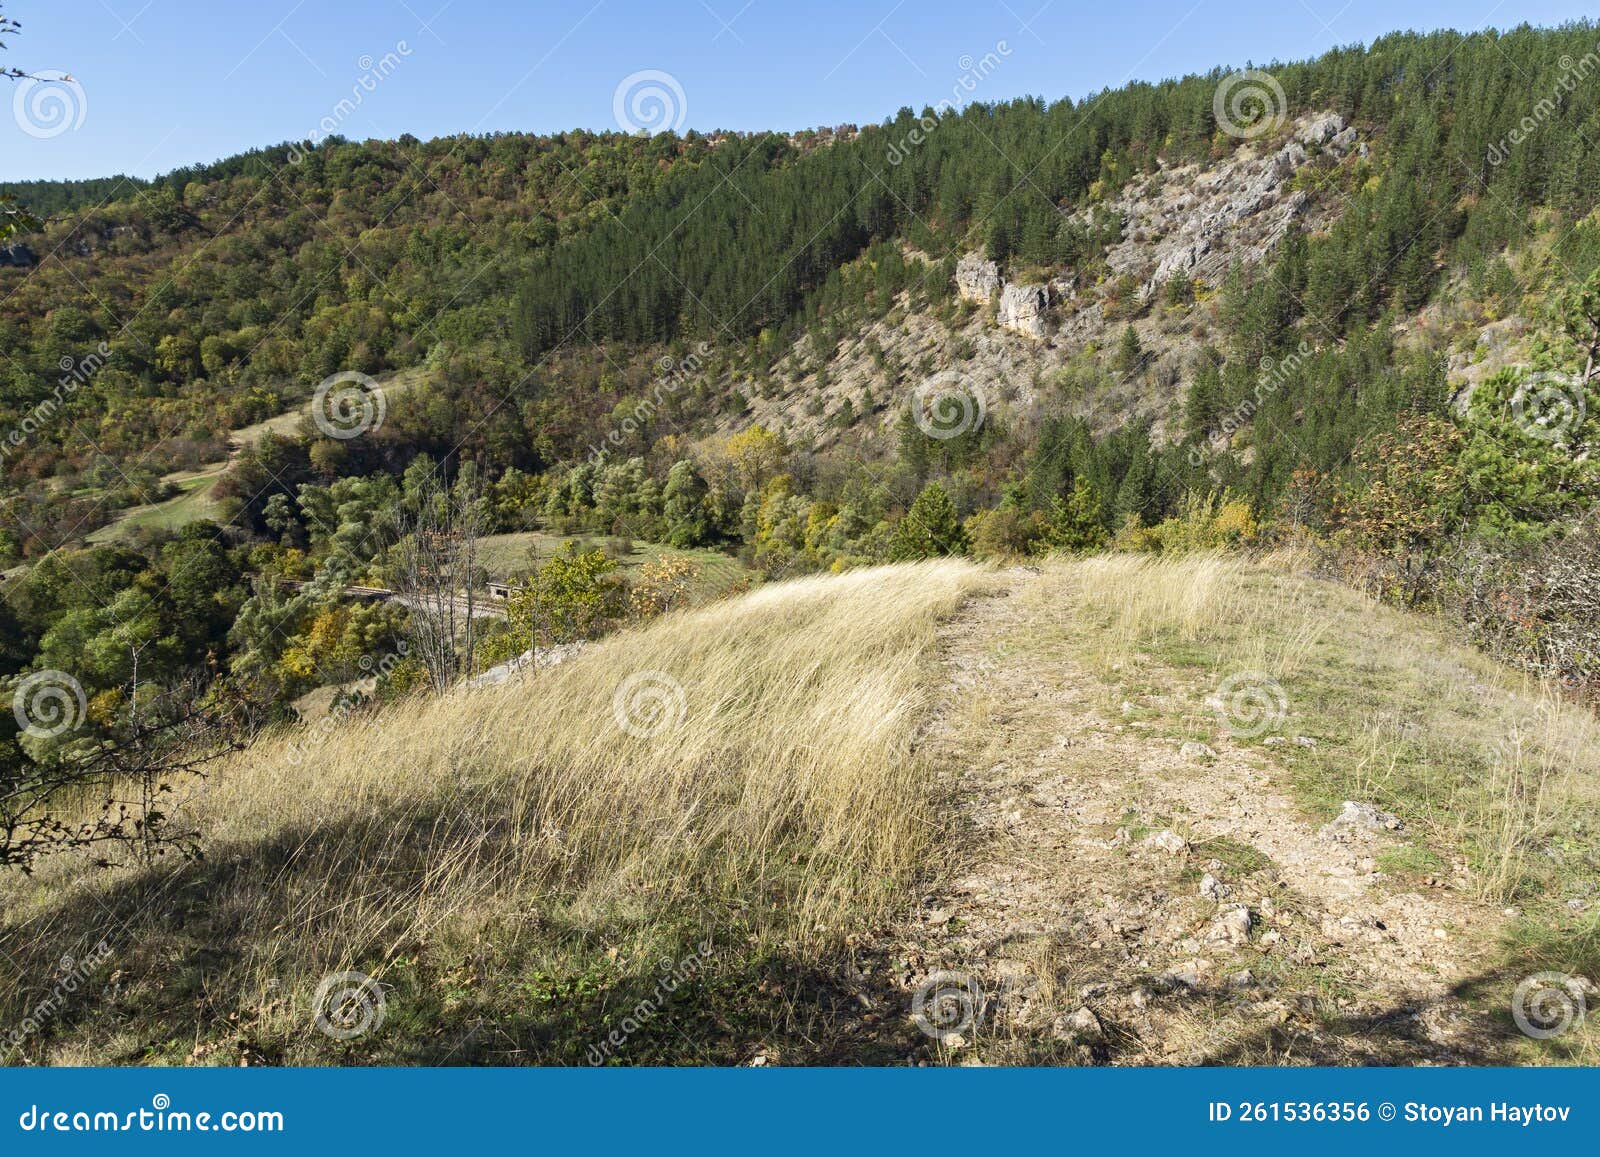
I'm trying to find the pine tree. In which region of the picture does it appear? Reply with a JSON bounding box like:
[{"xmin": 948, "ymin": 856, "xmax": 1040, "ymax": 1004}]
[
  {"xmin": 889, "ymin": 482, "xmax": 969, "ymax": 561},
  {"xmin": 1114, "ymin": 325, "xmax": 1144, "ymax": 374},
  {"xmin": 1039, "ymin": 480, "xmax": 1108, "ymax": 553}
]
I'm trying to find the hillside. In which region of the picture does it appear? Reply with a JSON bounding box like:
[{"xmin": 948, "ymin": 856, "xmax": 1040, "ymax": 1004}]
[
  {"xmin": 3, "ymin": 16, "xmax": 1600, "ymax": 1071},
  {"xmin": 2, "ymin": 556, "xmax": 1595, "ymax": 1065},
  {"xmin": 1, "ymin": 30, "xmax": 1596, "ymax": 749}
]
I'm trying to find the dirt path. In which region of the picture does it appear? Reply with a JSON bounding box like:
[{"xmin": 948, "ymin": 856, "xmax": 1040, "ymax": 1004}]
[{"xmin": 884, "ymin": 568, "xmax": 1513, "ymax": 1065}]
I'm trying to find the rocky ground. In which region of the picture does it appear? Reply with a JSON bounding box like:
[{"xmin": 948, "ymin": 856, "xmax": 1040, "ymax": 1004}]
[{"xmin": 872, "ymin": 567, "xmax": 1520, "ymax": 1065}]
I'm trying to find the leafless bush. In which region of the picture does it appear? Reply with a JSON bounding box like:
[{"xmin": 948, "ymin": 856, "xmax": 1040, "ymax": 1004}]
[
  {"xmin": 389, "ymin": 472, "xmax": 488, "ymax": 695},
  {"xmin": 1447, "ymin": 521, "xmax": 1600, "ymax": 701},
  {"xmin": 2, "ymin": 679, "xmax": 251, "ymax": 873}
]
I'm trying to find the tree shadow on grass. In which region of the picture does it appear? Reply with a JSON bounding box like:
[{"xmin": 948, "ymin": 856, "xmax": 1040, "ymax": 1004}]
[{"xmin": 0, "ymin": 799, "xmax": 925, "ymax": 1066}]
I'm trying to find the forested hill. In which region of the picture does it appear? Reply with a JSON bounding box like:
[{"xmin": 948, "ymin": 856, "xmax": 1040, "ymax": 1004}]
[
  {"xmin": 0, "ymin": 175, "xmax": 147, "ymax": 218},
  {"xmin": 5, "ymin": 25, "xmax": 1600, "ymax": 469},
  {"xmin": 513, "ymin": 22, "xmax": 1600, "ymax": 353},
  {"xmin": 1, "ymin": 21, "xmax": 1599, "ymax": 725},
  {"xmin": 0, "ymin": 128, "xmax": 741, "ymax": 529}
]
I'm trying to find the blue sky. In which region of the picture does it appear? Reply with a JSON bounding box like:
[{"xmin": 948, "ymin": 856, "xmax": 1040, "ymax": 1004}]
[{"xmin": 4, "ymin": 0, "xmax": 1599, "ymax": 180}]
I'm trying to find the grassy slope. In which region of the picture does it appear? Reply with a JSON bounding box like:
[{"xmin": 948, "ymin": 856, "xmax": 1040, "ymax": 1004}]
[
  {"xmin": 1, "ymin": 561, "xmax": 991, "ymax": 1065},
  {"xmin": 3, "ymin": 554, "xmax": 1596, "ymax": 1065},
  {"xmin": 85, "ymin": 470, "xmax": 224, "ymax": 542},
  {"xmin": 87, "ymin": 367, "xmax": 433, "ymax": 545},
  {"xmin": 1059, "ymin": 553, "xmax": 1600, "ymax": 917}
]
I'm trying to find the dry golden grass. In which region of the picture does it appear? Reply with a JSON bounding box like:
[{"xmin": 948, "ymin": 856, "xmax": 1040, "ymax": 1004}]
[
  {"xmin": 1, "ymin": 559, "xmax": 990, "ymax": 1064},
  {"xmin": 5, "ymin": 550, "xmax": 1596, "ymax": 1065}
]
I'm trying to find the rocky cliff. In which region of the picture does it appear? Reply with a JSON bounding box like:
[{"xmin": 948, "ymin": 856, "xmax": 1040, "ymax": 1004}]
[{"xmin": 731, "ymin": 112, "xmax": 1370, "ymax": 447}]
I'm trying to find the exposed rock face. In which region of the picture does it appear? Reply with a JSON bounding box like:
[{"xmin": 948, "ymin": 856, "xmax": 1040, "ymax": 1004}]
[
  {"xmin": 955, "ymin": 253, "xmax": 1001, "ymax": 302},
  {"xmin": 1446, "ymin": 316, "xmax": 1529, "ymax": 415},
  {"xmin": 1098, "ymin": 112, "xmax": 1357, "ymax": 300},
  {"xmin": 939, "ymin": 114, "xmax": 1357, "ymax": 348},
  {"xmin": 0, "ymin": 243, "xmax": 38, "ymax": 268},
  {"xmin": 997, "ymin": 282, "xmax": 1050, "ymax": 339},
  {"xmin": 739, "ymin": 112, "xmax": 1368, "ymax": 447},
  {"xmin": 1297, "ymin": 113, "xmax": 1347, "ymax": 147},
  {"xmin": 953, "ymin": 254, "xmax": 1051, "ymax": 337}
]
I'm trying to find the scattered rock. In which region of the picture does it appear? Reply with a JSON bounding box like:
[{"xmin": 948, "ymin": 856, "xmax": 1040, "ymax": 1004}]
[
  {"xmin": 1322, "ymin": 801, "xmax": 1403, "ymax": 837},
  {"xmin": 1053, "ymin": 1006, "xmax": 1104, "ymax": 1042},
  {"xmin": 1146, "ymin": 829, "xmax": 1188, "ymax": 855},
  {"xmin": 1248, "ymin": 999, "xmax": 1291, "ymax": 1024},
  {"xmin": 1208, "ymin": 904, "xmax": 1253, "ymax": 946},
  {"xmin": 1163, "ymin": 960, "xmax": 1208, "ymax": 988},
  {"xmin": 1199, "ymin": 872, "xmax": 1231, "ymax": 901},
  {"xmin": 468, "ymin": 640, "xmax": 588, "ymax": 687}
]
